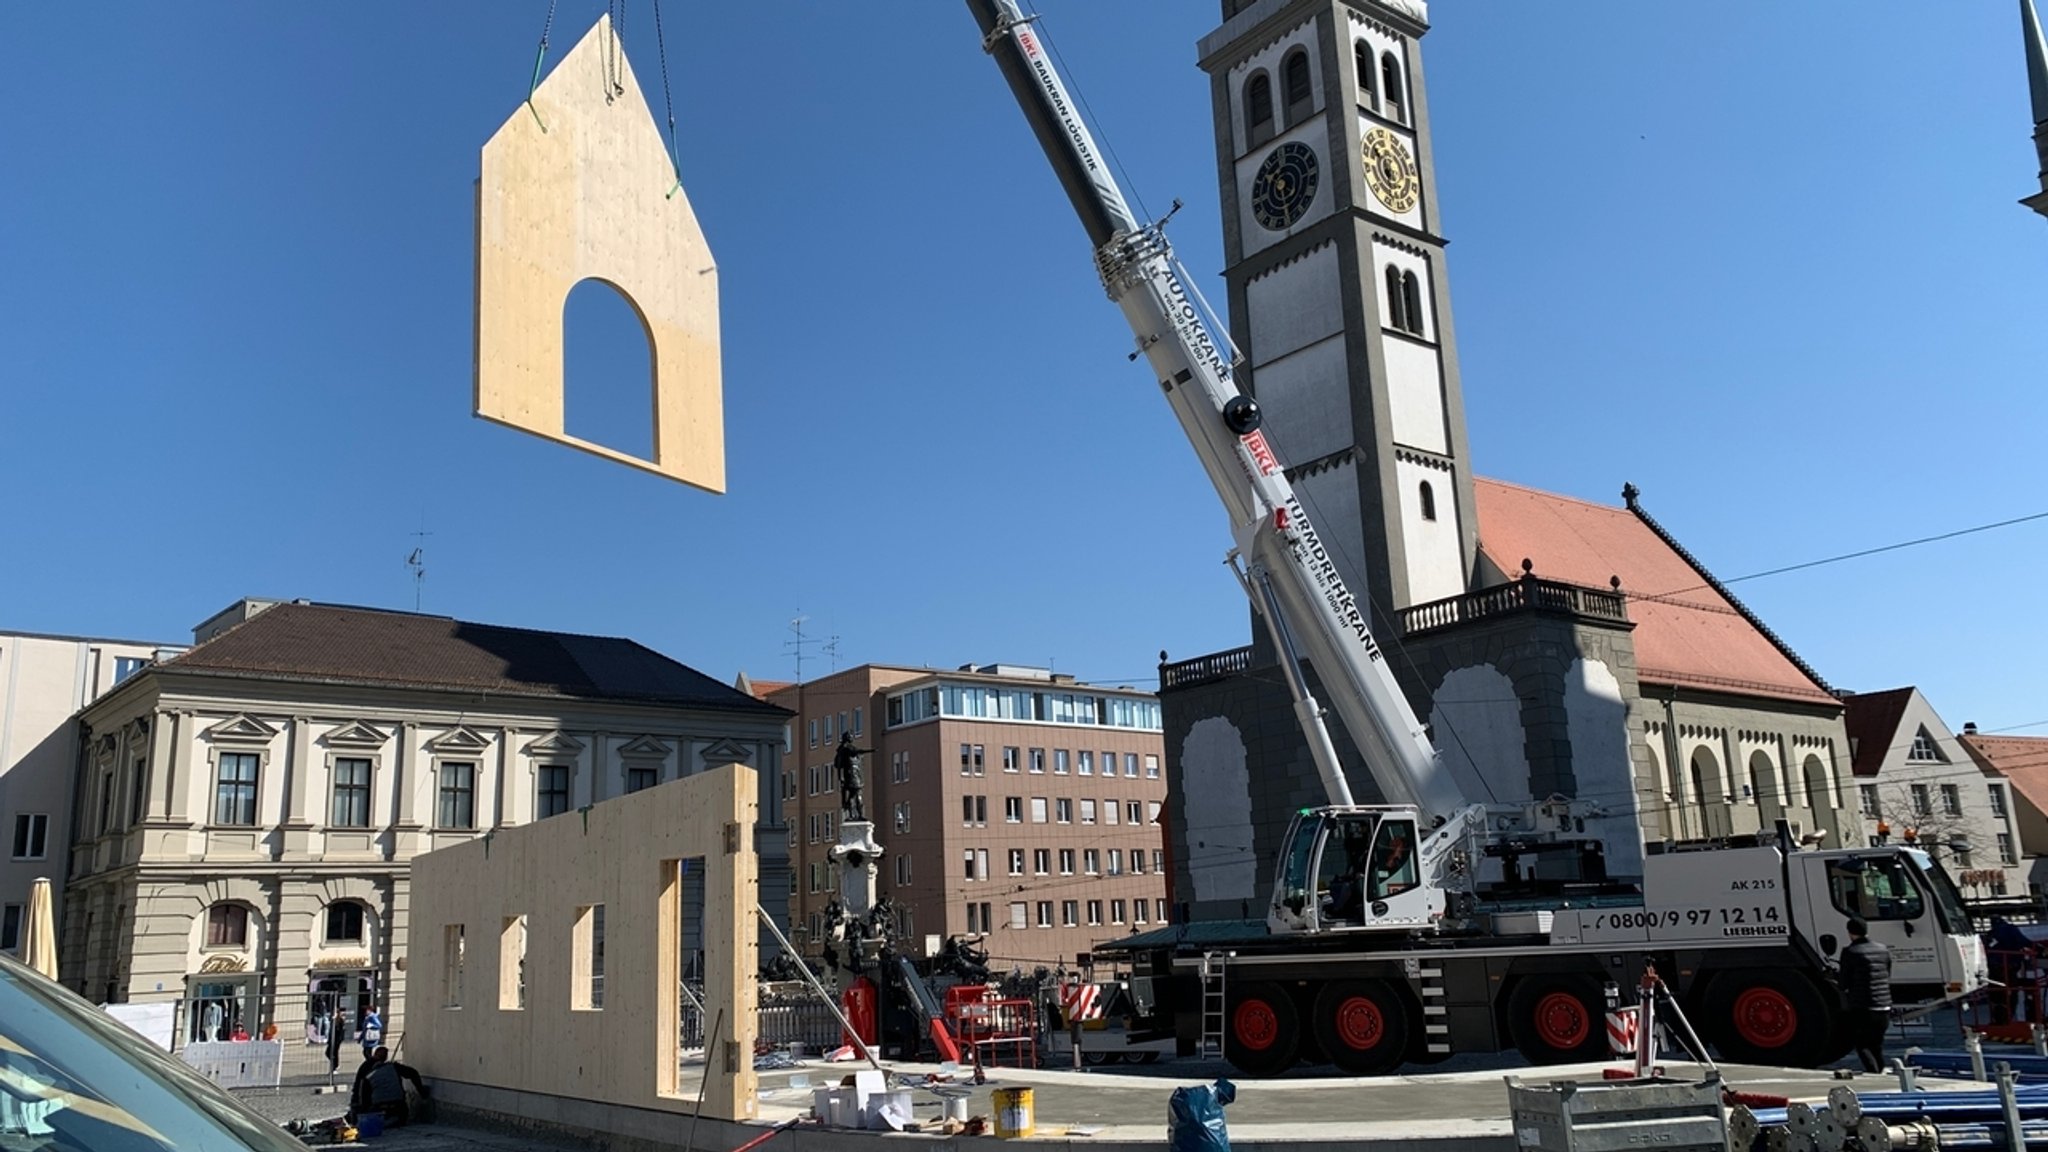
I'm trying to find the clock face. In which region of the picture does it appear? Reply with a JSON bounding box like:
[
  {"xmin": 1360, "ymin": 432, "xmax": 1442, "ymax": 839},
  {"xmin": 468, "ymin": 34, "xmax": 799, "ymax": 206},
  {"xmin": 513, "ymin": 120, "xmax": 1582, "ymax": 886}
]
[
  {"xmin": 1250, "ymin": 142, "xmax": 1320, "ymax": 232},
  {"xmin": 1362, "ymin": 127, "xmax": 1420, "ymax": 214}
]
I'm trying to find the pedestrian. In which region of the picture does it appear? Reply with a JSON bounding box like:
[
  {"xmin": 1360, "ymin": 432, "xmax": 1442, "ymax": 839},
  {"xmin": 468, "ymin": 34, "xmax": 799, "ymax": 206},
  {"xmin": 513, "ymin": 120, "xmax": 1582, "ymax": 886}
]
[
  {"xmin": 1838, "ymin": 917, "xmax": 1894, "ymax": 1073},
  {"xmin": 359, "ymin": 1006, "xmax": 384, "ymax": 1060}
]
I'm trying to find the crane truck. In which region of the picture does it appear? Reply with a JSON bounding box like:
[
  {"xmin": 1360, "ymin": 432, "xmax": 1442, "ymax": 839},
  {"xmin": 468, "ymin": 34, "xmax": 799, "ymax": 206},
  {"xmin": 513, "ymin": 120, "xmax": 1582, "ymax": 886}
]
[{"xmin": 964, "ymin": 0, "xmax": 1989, "ymax": 1077}]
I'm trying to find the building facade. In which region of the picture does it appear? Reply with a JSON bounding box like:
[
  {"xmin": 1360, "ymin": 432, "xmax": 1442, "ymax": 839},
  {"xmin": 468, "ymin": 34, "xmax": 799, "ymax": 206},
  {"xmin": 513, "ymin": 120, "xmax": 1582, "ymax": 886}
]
[
  {"xmin": 1157, "ymin": 0, "xmax": 1858, "ymax": 924},
  {"xmin": 1961, "ymin": 728, "xmax": 2048, "ymax": 893},
  {"xmin": 765, "ymin": 664, "xmax": 1168, "ymax": 973},
  {"xmin": 1843, "ymin": 688, "xmax": 2021, "ymax": 895},
  {"xmin": 61, "ymin": 598, "xmax": 788, "ymax": 1050},
  {"xmin": 1, "ymin": 628, "xmax": 182, "ymax": 954}
]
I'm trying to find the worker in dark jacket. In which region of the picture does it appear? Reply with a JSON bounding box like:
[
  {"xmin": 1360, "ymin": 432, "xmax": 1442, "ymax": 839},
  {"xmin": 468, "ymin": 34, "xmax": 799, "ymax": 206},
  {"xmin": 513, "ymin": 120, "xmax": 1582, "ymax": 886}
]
[
  {"xmin": 1838, "ymin": 918, "xmax": 1894, "ymax": 1073},
  {"xmin": 350, "ymin": 1046, "xmax": 429, "ymax": 1126}
]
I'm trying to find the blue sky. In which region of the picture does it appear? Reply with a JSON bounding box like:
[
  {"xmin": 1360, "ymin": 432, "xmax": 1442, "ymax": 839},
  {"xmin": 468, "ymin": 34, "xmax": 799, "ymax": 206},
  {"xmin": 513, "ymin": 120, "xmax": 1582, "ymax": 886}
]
[{"xmin": 2, "ymin": 3, "xmax": 2043, "ymax": 734}]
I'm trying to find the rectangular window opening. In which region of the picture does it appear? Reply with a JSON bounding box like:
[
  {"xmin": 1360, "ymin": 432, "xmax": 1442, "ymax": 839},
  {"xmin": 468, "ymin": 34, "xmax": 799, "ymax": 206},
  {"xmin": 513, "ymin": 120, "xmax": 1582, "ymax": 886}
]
[{"xmin": 499, "ymin": 915, "xmax": 527, "ymax": 1010}]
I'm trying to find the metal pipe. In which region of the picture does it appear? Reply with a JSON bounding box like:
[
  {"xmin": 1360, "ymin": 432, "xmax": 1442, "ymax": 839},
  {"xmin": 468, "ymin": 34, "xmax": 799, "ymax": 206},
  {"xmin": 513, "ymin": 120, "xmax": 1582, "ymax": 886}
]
[
  {"xmin": 753, "ymin": 905, "xmax": 882, "ymax": 1070},
  {"xmin": 2006, "ymin": 1065, "xmax": 2030, "ymax": 1152}
]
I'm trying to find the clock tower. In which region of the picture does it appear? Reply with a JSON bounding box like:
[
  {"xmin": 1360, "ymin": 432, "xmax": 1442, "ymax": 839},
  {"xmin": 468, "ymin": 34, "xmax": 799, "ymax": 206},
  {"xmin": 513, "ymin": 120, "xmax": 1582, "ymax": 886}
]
[{"xmin": 1200, "ymin": 0, "xmax": 1475, "ymax": 628}]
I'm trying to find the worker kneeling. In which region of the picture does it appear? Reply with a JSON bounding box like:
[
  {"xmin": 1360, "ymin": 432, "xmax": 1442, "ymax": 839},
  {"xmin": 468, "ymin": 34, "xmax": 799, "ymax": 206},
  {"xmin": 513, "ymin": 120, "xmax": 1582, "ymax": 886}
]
[{"xmin": 350, "ymin": 1045, "xmax": 429, "ymax": 1128}]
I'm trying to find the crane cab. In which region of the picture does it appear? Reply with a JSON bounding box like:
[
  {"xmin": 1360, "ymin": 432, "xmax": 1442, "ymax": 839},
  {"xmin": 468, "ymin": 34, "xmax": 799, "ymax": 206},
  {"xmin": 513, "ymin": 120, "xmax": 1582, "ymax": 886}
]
[{"xmin": 1269, "ymin": 807, "xmax": 1440, "ymax": 935}]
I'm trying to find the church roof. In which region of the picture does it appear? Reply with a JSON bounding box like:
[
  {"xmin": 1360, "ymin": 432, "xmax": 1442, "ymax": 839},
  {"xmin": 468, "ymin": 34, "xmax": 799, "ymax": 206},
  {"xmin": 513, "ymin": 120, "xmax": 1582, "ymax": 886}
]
[
  {"xmin": 1841, "ymin": 687, "xmax": 1918, "ymax": 777},
  {"xmin": 160, "ymin": 601, "xmax": 786, "ymax": 714},
  {"xmin": 1963, "ymin": 731, "xmax": 2048, "ymax": 817},
  {"xmin": 1472, "ymin": 478, "xmax": 1836, "ymax": 706}
]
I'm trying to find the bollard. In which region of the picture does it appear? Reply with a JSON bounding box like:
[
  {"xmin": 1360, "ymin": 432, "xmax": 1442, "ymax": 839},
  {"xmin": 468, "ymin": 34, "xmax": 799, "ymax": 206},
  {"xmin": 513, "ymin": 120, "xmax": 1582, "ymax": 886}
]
[{"xmin": 1969, "ymin": 1030, "xmax": 1988, "ymax": 1083}]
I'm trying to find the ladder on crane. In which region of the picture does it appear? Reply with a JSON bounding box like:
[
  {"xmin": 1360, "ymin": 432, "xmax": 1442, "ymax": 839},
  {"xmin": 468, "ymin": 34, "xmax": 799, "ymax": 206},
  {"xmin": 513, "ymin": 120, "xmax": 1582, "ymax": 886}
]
[{"xmin": 1199, "ymin": 951, "xmax": 1230, "ymax": 1060}]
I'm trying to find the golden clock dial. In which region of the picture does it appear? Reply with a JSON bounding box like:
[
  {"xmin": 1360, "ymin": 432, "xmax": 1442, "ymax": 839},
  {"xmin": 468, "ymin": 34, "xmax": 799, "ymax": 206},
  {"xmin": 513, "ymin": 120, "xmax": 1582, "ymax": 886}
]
[{"xmin": 1361, "ymin": 127, "xmax": 1420, "ymax": 214}]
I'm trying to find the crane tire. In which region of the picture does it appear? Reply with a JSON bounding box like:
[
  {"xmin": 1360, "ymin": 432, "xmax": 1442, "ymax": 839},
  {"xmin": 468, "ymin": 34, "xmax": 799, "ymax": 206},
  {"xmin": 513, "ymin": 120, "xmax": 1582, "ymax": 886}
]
[
  {"xmin": 1312, "ymin": 979, "xmax": 1411, "ymax": 1076},
  {"xmin": 1507, "ymin": 974, "xmax": 1609, "ymax": 1064},
  {"xmin": 1704, "ymin": 971, "xmax": 1832, "ymax": 1066},
  {"xmin": 1225, "ymin": 981, "xmax": 1302, "ymax": 1077}
]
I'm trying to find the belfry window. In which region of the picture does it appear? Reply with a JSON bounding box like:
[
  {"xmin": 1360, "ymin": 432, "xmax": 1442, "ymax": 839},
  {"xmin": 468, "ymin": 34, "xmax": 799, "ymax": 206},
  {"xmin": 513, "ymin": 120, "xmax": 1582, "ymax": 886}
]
[
  {"xmin": 1354, "ymin": 42, "xmax": 1377, "ymax": 111},
  {"xmin": 1400, "ymin": 270, "xmax": 1425, "ymax": 336},
  {"xmin": 1384, "ymin": 265, "xmax": 1407, "ymax": 332},
  {"xmin": 1381, "ymin": 52, "xmax": 1406, "ymax": 123},
  {"xmin": 1282, "ymin": 50, "xmax": 1313, "ymax": 125},
  {"xmin": 1246, "ymin": 73, "xmax": 1274, "ymax": 147},
  {"xmin": 1420, "ymin": 481, "xmax": 1437, "ymax": 522}
]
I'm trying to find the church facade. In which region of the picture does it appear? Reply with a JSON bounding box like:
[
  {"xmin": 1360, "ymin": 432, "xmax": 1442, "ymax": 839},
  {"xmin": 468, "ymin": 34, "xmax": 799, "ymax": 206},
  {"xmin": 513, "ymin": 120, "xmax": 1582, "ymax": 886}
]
[{"xmin": 1160, "ymin": 0, "xmax": 1858, "ymax": 922}]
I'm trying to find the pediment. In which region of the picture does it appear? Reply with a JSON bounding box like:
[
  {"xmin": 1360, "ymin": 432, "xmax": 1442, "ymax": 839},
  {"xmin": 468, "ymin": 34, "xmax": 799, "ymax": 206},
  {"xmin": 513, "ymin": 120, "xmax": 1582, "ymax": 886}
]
[
  {"xmin": 699, "ymin": 739, "xmax": 754, "ymax": 767},
  {"xmin": 522, "ymin": 731, "xmax": 586, "ymax": 757},
  {"xmin": 323, "ymin": 720, "xmax": 390, "ymax": 749},
  {"xmin": 618, "ymin": 735, "xmax": 672, "ymax": 760},
  {"xmin": 425, "ymin": 725, "xmax": 491, "ymax": 754},
  {"xmin": 204, "ymin": 714, "xmax": 279, "ymax": 744}
]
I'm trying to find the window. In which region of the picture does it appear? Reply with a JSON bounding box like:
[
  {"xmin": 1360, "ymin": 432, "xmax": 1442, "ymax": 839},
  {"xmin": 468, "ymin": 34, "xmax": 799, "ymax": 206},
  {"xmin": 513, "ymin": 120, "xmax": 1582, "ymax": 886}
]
[
  {"xmin": 1145, "ymin": 755, "xmax": 1159, "ymax": 779},
  {"xmin": 1084, "ymin": 849, "xmax": 1100, "ymax": 875},
  {"xmin": 11, "ymin": 814, "xmax": 48, "ymax": 860},
  {"xmin": 1128, "ymin": 801, "xmax": 1144, "ymax": 825},
  {"xmin": 1029, "ymin": 748, "xmax": 1046, "ymax": 774},
  {"xmin": 896, "ymin": 854, "xmax": 912, "ymax": 885},
  {"xmin": 1401, "ymin": 271, "xmax": 1424, "ymax": 333},
  {"xmin": 1281, "ymin": 49, "xmax": 1313, "ymax": 125},
  {"xmin": 1033, "ymin": 848, "xmax": 1051, "ymax": 875},
  {"xmin": 1941, "ymin": 784, "xmax": 1962, "ymax": 816},
  {"xmin": 1108, "ymin": 849, "xmax": 1123, "ymax": 876},
  {"xmin": 532, "ymin": 765, "xmax": 568, "ymax": 818},
  {"xmin": 1030, "ymin": 797, "xmax": 1048, "ymax": 824},
  {"xmin": 1087, "ymin": 900, "xmax": 1103, "ymax": 926},
  {"xmin": 1418, "ymin": 480, "xmax": 1438, "ymax": 523},
  {"xmin": 439, "ymin": 762, "xmax": 477, "ymax": 829},
  {"xmin": 960, "ymin": 743, "xmax": 985, "ymax": 775},
  {"xmin": 808, "ymin": 719, "xmax": 817, "ymax": 748},
  {"xmin": 325, "ymin": 902, "xmax": 364, "ymax": 943},
  {"xmin": 1061, "ymin": 900, "xmax": 1079, "ymax": 927},
  {"xmin": 962, "ymin": 796, "xmax": 985, "ymax": 827},
  {"xmin": 838, "ymin": 712, "xmax": 848, "ymax": 740},
  {"xmin": 573, "ymin": 906, "xmax": 603, "ymax": 1010},
  {"xmin": 1111, "ymin": 899, "xmax": 1127, "ymax": 924},
  {"xmin": 1157, "ymin": 898, "xmax": 1170, "ymax": 923},
  {"xmin": 1991, "ymin": 785, "xmax": 2010, "ymax": 818},
  {"xmin": 499, "ymin": 915, "xmax": 527, "ymax": 1010},
  {"xmin": 1148, "ymin": 801, "xmax": 1162, "ymax": 824},
  {"xmin": 0, "ymin": 905, "xmax": 19, "ymax": 952},
  {"xmin": 112, "ymin": 655, "xmax": 147, "ymax": 683},
  {"xmin": 1078, "ymin": 751, "xmax": 1093, "ymax": 777},
  {"xmin": 1354, "ymin": 41, "xmax": 1377, "ymax": 110},
  {"xmin": 978, "ymin": 849, "xmax": 990, "ymax": 882},
  {"xmin": 1003, "ymin": 746, "xmax": 1020, "ymax": 773},
  {"xmin": 1909, "ymin": 727, "xmax": 1945, "ymax": 763},
  {"xmin": 627, "ymin": 766, "xmax": 658, "ymax": 793},
  {"xmin": 1036, "ymin": 901, "xmax": 1054, "ymax": 928},
  {"xmin": 1081, "ymin": 799, "xmax": 1097, "ymax": 825},
  {"xmin": 964, "ymin": 850, "xmax": 978, "ymax": 880},
  {"xmin": 1059, "ymin": 848, "xmax": 1075, "ymax": 875},
  {"xmin": 1858, "ymin": 784, "xmax": 1880, "ymax": 819},
  {"xmin": 130, "ymin": 759, "xmax": 147, "ymax": 825},
  {"xmin": 97, "ymin": 770, "xmax": 114, "ymax": 835},
  {"xmin": 1054, "ymin": 750, "xmax": 1070, "ymax": 775},
  {"xmin": 1008, "ymin": 901, "xmax": 1028, "ymax": 930},
  {"xmin": 1245, "ymin": 72, "xmax": 1274, "ymax": 145},
  {"xmin": 445, "ymin": 923, "xmax": 468, "ymax": 1008},
  {"xmin": 331, "ymin": 758, "xmax": 371, "ymax": 828},
  {"xmin": 851, "ymin": 707, "xmax": 862, "ymax": 736},
  {"xmin": 1153, "ymin": 849, "xmax": 1165, "ymax": 872},
  {"xmin": 892, "ymin": 751, "xmax": 910, "ymax": 783},
  {"xmin": 206, "ymin": 904, "xmax": 248, "ymax": 948},
  {"xmin": 1911, "ymin": 784, "xmax": 1931, "ymax": 817},
  {"xmin": 1004, "ymin": 796, "xmax": 1023, "ymax": 823},
  {"xmin": 1131, "ymin": 851, "xmax": 1146, "ymax": 875},
  {"xmin": 2001, "ymin": 833, "xmax": 2019, "ymax": 865},
  {"xmin": 1825, "ymin": 856, "xmax": 1924, "ymax": 921},
  {"xmin": 1009, "ymin": 849, "xmax": 1025, "ymax": 876},
  {"xmin": 1381, "ymin": 52, "xmax": 1405, "ymax": 123},
  {"xmin": 1105, "ymin": 801, "xmax": 1118, "ymax": 826},
  {"xmin": 1056, "ymin": 798, "xmax": 1073, "ymax": 824},
  {"xmin": 1134, "ymin": 900, "xmax": 1148, "ymax": 925},
  {"xmin": 1124, "ymin": 753, "xmax": 1139, "ymax": 778},
  {"xmin": 824, "ymin": 714, "xmax": 835, "ymax": 741},
  {"xmin": 214, "ymin": 753, "xmax": 259, "ymax": 826}
]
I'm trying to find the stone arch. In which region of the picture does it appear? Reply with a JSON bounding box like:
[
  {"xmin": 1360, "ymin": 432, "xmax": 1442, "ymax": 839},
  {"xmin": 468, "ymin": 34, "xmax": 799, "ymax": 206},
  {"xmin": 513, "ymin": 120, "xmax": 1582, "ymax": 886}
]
[
  {"xmin": 1801, "ymin": 754, "xmax": 1829, "ymax": 816},
  {"xmin": 1689, "ymin": 745, "xmax": 1726, "ymax": 836},
  {"xmin": 1749, "ymin": 750, "xmax": 1781, "ymax": 821}
]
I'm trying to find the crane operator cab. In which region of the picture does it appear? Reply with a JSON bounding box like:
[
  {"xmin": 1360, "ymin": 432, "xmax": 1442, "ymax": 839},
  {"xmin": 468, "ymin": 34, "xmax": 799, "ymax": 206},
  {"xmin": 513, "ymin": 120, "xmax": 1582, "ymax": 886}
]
[{"xmin": 1271, "ymin": 808, "xmax": 1431, "ymax": 935}]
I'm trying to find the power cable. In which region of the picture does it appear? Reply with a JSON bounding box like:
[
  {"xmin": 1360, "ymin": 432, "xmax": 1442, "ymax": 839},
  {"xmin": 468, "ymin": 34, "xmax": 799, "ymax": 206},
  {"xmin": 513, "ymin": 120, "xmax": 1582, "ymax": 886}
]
[{"xmin": 1639, "ymin": 508, "xmax": 2048, "ymax": 602}]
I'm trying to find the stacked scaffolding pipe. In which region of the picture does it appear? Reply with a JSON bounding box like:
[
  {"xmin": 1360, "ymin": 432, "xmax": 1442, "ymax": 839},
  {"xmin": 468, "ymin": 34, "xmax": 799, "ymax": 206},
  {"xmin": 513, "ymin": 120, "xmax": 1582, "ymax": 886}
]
[{"xmin": 1730, "ymin": 1075, "xmax": 2048, "ymax": 1152}]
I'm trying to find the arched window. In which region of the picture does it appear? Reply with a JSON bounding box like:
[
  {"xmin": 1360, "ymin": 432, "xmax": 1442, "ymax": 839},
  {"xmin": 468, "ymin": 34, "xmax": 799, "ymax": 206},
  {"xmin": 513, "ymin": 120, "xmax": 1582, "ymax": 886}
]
[
  {"xmin": 1245, "ymin": 73, "xmax": 1274, "ymax": 145},
  {"xmin": 1419, "ymin": 481, "xmax": 1437, "ymax": 522},
  {"xmin": 1749, "ymin": 750, "xmax": 1779, "ymax": 816},
  {"xmin": 1801, "ymin": 755, "xmax": 1829, "ymax": 813},
  {"xmin": 1383, "ymin": 264, "xmax": 1407, "ymax": 332},
  {"xmin": 1282, "ymin": 50, "xmax": 1313, "ymax": 125},
  {"xmin": 1354, "ymin": 42, "xmax": 1378, "ymax": 110},
  {"xmin": 1400, "ymin": 270, "xmax": 1425, "ymax": 335},
  {"xmin": 1381, "ymin": 52, "xmax": 1406, "ymax": 123}
]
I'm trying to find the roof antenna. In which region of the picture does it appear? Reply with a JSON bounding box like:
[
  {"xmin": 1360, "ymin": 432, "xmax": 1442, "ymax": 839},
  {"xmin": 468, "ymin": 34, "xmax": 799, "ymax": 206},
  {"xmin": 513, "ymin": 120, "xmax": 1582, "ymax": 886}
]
[
  {"xmin": 784, "ymin": 614, "xmax": 815, "ymax": 682},
  {"xmin": 406, "ymin": 519, "xmax": 432, "ymax": 612},
  {"xmin": 823, "ymin": 634, "xmax": 841, "ymax": 675}
]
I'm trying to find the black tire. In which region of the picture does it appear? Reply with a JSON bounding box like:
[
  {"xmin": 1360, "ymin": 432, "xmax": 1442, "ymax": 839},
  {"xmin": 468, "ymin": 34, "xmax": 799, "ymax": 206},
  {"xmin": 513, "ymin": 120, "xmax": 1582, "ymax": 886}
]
[
  {"xmin": 1704, "ymin": 971, "xmax": 1835, "ymax": 1066},
  {"xmin": 1136, "ymin": 1050, "xmax": 1162, "ymax": 1064},
  {"xmin": 1311, "ymin": 979, "xmax": 1411, "ymax": 1076},
  {"xmin": 1225, "ymin": 981, "xmax": 1302, "ymax": 1077},
  {"xmin": 1507, "ymin": 975, "xmax": 1610, "ymax": 1065}
]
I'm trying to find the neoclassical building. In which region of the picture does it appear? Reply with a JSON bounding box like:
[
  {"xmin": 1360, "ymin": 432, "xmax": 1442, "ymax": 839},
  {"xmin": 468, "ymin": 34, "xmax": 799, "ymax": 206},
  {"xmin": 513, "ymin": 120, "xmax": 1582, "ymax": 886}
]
[{"xmin": 61, "ymin": 598, "xmax": 789, "ymax": 1046}]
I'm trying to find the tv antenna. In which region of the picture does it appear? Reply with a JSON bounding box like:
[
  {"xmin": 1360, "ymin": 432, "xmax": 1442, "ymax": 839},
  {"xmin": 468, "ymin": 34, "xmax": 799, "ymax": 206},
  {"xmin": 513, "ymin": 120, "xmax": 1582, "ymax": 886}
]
[
  {"xmin": 784, "ymin": 614, "xmax": 818, "ymax": 682},
  {"xmin": 822, "ymin": 635, "xmax": 841, "ymax": 674},
  {"xmin": 405, "ymin": 522, "xmax": 432, "ymax": 611}
]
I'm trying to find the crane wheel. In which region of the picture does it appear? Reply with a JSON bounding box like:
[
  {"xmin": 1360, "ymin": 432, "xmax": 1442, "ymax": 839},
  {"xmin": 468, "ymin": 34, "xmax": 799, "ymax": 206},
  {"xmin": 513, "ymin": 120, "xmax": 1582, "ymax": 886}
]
[
  {"xmin": 1507, "ymin": 975, "xmax": 1609, "ymax": 1065},
  {"xmin": 1311, "ymin": 979, "xmax": 1411, "ymax": 1076},
  {"xmin": 1225, "ymin": 981, "xmax": 1302, "ymax": 1077},
  {"xmin": 1704, "ymin": 971, "xmax": 1832, "ymax": 1066}
]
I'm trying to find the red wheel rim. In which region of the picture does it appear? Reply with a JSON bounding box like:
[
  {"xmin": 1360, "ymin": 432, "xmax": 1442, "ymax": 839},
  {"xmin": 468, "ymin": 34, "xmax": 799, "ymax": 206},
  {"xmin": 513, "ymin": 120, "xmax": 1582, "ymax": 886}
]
[
  {"xmin": 1234, "ymin": 999, "xmax": 1279, "ymax": 1051},
  {"xmin": 1335, "ymin": 995, "xmax": 1386, "ymax": 1051},
  {"xmin": 1533, "ymin": 991, "xmax": 1590, "ymax": 1049},
  {"xmin": 1732, "ymin": 986, "xmax": 1797, "ymax": 1048}
]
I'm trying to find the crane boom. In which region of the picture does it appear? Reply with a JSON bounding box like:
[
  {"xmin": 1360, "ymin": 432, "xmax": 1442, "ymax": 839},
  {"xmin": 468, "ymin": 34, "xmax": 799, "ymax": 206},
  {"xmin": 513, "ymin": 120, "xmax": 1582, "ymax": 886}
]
[{"xmin": 967, "ymin": 0, "xmax": 1465, "ymax": 821}]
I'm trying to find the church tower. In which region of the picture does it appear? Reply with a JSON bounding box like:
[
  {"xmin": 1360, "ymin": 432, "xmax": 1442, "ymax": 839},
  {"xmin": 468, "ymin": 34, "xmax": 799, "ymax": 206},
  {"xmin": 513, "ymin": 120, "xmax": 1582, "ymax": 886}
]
[
  {"xmin": 2022, "ymin": 0, "xmax": 2048, "ymax": 220},
  {"xmin": 1199, "ymin": 0, "xmax": 1476, "ymax": 630}
]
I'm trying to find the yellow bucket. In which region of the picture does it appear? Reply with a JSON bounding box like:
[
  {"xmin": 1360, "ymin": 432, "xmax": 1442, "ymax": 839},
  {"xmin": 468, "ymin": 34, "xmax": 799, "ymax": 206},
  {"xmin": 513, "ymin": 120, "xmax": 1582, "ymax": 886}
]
[{"xmin": 993, "ymin": 1086, "xmax": 1035, "ymax": 1139}]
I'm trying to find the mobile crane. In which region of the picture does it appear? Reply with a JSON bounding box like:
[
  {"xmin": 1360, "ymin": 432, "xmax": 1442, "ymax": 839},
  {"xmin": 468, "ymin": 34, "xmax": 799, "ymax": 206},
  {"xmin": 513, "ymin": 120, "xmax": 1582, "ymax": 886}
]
[{"xmin": 966, "ymin": 0, "xmax": 1987, "ymax": 1076}]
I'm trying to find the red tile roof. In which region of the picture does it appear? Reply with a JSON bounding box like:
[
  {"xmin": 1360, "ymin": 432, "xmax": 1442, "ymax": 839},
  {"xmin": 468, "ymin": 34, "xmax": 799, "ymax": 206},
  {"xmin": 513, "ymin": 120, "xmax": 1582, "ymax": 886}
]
[
  {"xmin": 1842, "ymin": 688, "xmax": 1917, "ymax": 777},
  {"xmin": 1962, "ymin": 733, "xmax": 2048, "ymax": 818},
  {"xmin": 163, "ymin": 602, "xmax": 786, "ymax": 713},
  {"xmin": 1472, "ymin": 478, "xmax": 1835, "ymax": 705}
]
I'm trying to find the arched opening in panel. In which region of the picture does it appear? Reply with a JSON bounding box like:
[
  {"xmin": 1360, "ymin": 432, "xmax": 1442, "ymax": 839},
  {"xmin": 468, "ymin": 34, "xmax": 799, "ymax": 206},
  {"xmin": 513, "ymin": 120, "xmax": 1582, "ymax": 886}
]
[
  {"xmin": 1354, "ymin": 42, "xmax": 1378, "ymax": 110},
  {"xmin": 1749, "ymin": 750, "xmax": 1781, "ymax": 821},
  {"xmin": 1282, "ymin": 50, "xmax": 1314, "ymax": 125},
  {"xmin": 563, "ymin": 278, "xmax": 657, "ymax": 462},
  {"xmin": 1381, "ymin": 52, "xmax": 1406, "ymax": 123},
  {"xmin": 1418, "ymin": 480, "xmax": 1437, "ymax": 522},
  {"xmin": 1383, "ymin": 264, "xmax": 1407, "ymax": 332},
  {"xmin": 1689, "ymin": 746, "xmax": 1722, "ymax": 834},
  {"xmin": 1400, "ymin": 270, "xmax": 1425, "ymax": 335},
  {"xmin": 1246, "ymin": 72, "xmax": 1275, "ymax": 146}
]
